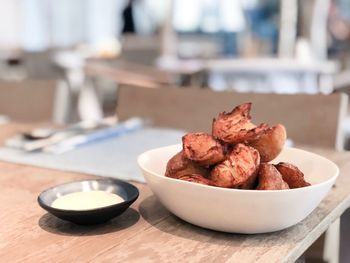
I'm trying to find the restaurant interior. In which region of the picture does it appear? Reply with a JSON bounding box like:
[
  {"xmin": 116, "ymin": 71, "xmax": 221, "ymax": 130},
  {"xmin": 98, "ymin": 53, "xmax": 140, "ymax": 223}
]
[{"xmin": 1, "ymin": 0, "xmax": 350, "ymax": 262}]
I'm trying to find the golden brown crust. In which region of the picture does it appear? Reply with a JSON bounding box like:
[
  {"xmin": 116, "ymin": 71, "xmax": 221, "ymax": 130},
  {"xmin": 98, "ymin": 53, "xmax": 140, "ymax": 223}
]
[
  {"xmin": 275, "ymin": 162, "xmax": 311, "ymax": 188},
  {"xmin": 212, "ymin": 103, "xmax": 268, "ymax": 144},
  {"xmin": 256, "ymin": 163, "xmax": 289, "ymax": 190},
  {"xmin": 248, "ymin": 124, "xmax": 287, "ymax": 162},
  {"xmin": 210, "ymin": 144, "xmax": 260, "ymax": 189},
  {"xmin": 182, "ymin": 132, "xmax": 225, "ymax": 166},
  {"xmin": 165, "ymin": 151, "xmax": 210, "ymax": 179},
  {"xmin": 165, "ymin": 102, "xmax": 305, "ymax": 191}
]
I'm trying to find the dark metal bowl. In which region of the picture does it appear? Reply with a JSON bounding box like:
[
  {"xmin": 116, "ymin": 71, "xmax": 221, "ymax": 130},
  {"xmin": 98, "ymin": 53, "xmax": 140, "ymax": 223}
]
[{"xmin": 38, "ymin": 179, "xmax": 139, "ymax": 225}]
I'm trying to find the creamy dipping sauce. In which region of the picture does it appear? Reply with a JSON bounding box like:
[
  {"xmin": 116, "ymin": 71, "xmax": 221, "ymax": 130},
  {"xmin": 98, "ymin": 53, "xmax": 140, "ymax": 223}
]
[{"xmin": 51, "ymin": 190, "xmax": 124, "ymax": 210}]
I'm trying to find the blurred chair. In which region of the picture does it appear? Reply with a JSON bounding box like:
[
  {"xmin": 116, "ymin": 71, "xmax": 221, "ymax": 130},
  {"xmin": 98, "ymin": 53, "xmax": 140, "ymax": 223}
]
[
  {"xmin": 334, "ymin": 69, "xmax": 350, "ymax": 150},
  {"xmin": 85, "ymin": 59, "xmax": 173, "ymax": 89},
  {"xmin": 23, "ymin": 50, "xmax": 60, "ymax": 80},
  {"xmin": 119, "ymin": 34, "xmax": 160, "ymax": 66},
  {"xmin": 116, "ymin": 85, "xmax": 348, "ymax": 150},
  {"xmin": 0, "ymin": 80, "xmax": 56, "ymax": 123},
  {"xmin": 85, "ymin": 35, "xmax": 178, "ymax": 88}
]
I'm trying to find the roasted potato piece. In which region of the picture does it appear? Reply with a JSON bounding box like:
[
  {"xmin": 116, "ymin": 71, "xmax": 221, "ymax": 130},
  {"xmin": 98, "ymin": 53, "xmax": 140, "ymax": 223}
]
[
  {"xmin": 248, "ymin": 124, "xmax": 287, "ymax": 162},
  {"xmin": 165, "ymin": 151, "xmax": 209, "ymax": 179},
  {"xmin": 182, "ymin": 132, "xmax": 225, "ymax": 166},
  {"xmin": 210, "ymin": 143, "xmax": 260, "ymax": 189},
  {"xmin": 212, "ymin": 102, "xmax": 268, "ymax": 144},
  {"xmin": 275, "ymin": 162, "xmax": 311, "ymax": 188},
  {"xmin": 256, "ymin": 163, "xmax": 289, "ymax": 190},
  {"xmin": 177, "ymin": 174, "xmax": 213, "ymax": 185}
]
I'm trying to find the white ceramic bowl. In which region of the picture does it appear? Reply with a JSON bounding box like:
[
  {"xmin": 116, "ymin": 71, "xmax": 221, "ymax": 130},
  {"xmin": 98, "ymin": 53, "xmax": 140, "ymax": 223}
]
[{"xmin": 138, "ymin": 144, "xmax": 339, "ymax": 234}]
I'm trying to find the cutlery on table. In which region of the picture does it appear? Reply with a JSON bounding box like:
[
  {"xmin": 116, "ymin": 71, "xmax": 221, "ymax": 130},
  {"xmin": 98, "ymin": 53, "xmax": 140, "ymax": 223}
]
[
  {"xmin": 43, "ymin": 117, "xmax": 144, "ymax": 154},
  {"xmin": 5, "ymin": 117, "xmax": 117, "ymax": 151}
]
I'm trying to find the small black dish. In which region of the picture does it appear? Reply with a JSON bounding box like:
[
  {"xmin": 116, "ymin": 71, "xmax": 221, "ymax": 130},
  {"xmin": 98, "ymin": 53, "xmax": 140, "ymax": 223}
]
[{"xmin": 38, "ymin": 178, "xmax": 139, "ymax": 225}]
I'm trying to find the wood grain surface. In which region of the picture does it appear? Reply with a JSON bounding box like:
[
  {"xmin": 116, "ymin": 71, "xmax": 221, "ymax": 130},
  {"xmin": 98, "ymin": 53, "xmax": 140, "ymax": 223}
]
[
  {"xmin": 0, "ymin": 81, "xmax": 56, "ymax": 123},
  {"xmin": 0, "ymin": 124, "xmax": 350, "ymax": 263}
]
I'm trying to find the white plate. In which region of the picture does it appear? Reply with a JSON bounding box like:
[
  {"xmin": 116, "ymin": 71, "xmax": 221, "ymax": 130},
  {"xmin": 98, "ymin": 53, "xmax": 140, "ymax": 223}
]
[{"xmin": 138, "ymin": 144, "xmax": 339, "ymax": 234}]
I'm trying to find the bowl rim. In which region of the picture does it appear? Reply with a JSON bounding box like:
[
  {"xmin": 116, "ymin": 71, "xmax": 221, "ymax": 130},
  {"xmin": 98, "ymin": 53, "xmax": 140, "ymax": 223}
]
[
  {"xmin": 37, "ymin": 178, "xmax": 139, "ymax": 213},
  {"xmin": 137, "ymin": 144, "xmax": 339, "ymax": 194}
]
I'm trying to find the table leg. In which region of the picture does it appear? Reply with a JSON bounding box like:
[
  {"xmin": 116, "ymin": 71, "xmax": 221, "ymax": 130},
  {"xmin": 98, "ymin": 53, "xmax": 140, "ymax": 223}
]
[
  {"xmin": 323, "ymin": 218, "xmax": 340, "ymax": 263},
  {"xmin": 52, "ymin": 79, "xmax": 78, "ymax": 124},
  {"xmin": 319, "ymin": 74, "xmax": 334, "ymax": 94}
]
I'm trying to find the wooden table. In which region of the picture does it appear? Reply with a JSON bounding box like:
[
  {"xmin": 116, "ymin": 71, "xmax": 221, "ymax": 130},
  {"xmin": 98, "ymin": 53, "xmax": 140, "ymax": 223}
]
[
  {"xmin": 1, "ymin": 124, "xmax": 350, "ymax": 262},
  {"xmin": 85, "ymin": 59, "xmax": 205, "ymax": 88},
  {"xmin": 85, "ymin": 59, "xmax": 178, "ymax": 88}
]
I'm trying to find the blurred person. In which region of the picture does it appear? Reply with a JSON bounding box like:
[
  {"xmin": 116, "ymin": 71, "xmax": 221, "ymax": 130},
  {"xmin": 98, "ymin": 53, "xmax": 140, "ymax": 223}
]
[
  {"xmin": 174, "ymin": 0, "xmax": 246, "ymax": 57},
  {"xmin": 132, "ymin": 0, "xmax": 167, "ymax": 34},
  {"xmin": 218, "ymin": 0, "xmax": 245, "ymax": 56},
  {"xmin": 20, "ymin": 0, "xmax": 164, "ymax": 51},
  {"xmin": 242, "ymin": 0, "xmax": 279, "ymax": 54},
  {"xmin": 121, "ymin": 0, "xmax": 165, "ymax": 35},
  {"xmin": 328, "ymin": 0, "xmax": 350, "ymax": 55},
  {"xmin": 122, "ymin": 0, "xmax": 136, "ymax": 33}
]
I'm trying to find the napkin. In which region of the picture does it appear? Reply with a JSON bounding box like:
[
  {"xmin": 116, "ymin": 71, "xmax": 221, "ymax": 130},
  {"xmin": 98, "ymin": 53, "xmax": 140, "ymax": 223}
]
[{"xmin": 0, "ymin": 128, "xmax": 185, "ymax": 183}]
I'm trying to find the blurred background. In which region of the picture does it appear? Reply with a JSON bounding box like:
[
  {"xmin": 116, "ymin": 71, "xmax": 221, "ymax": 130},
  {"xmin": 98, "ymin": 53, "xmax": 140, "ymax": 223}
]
[
  {"xmin": 1, "ymin": 0, "xmax": 350, "ymax": 129},
  {"xmin": 1, "ymin": 1, "xmax": 350, "ymax": 262}
]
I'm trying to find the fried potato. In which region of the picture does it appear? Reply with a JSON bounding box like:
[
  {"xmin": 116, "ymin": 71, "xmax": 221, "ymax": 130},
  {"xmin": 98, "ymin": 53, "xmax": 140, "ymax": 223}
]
[
  {"xmin": 210, "ymin": 143, "xmax": 260, "ymax": 189},
  {"xmin": 256, "ymin": 163, "xmax": 289, "ymax": 190},
  {"xmin": 165, "ymin": 151, "xmax": 209, "ymax": 179},
  {"xmin": 212, "ymin": 102, "xmax": 268, "ymax": 144},
  {"xmin": 275, "ymin": 162, "xmax": 311, "ymax": 188},
  {"xmin": 177, "ymin": 174, "xmax": 213, "ymax": 185},
  {"xmin": 166, "ymin": 102, "xmax": 304, "ymax": 191},
  {"xmin": 182, "ymin": 132, "xmax": 225, "ymax": 166},
  {"xmin": 248, "ymin": 124, "xmax": 287, "ymax": 162}
]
